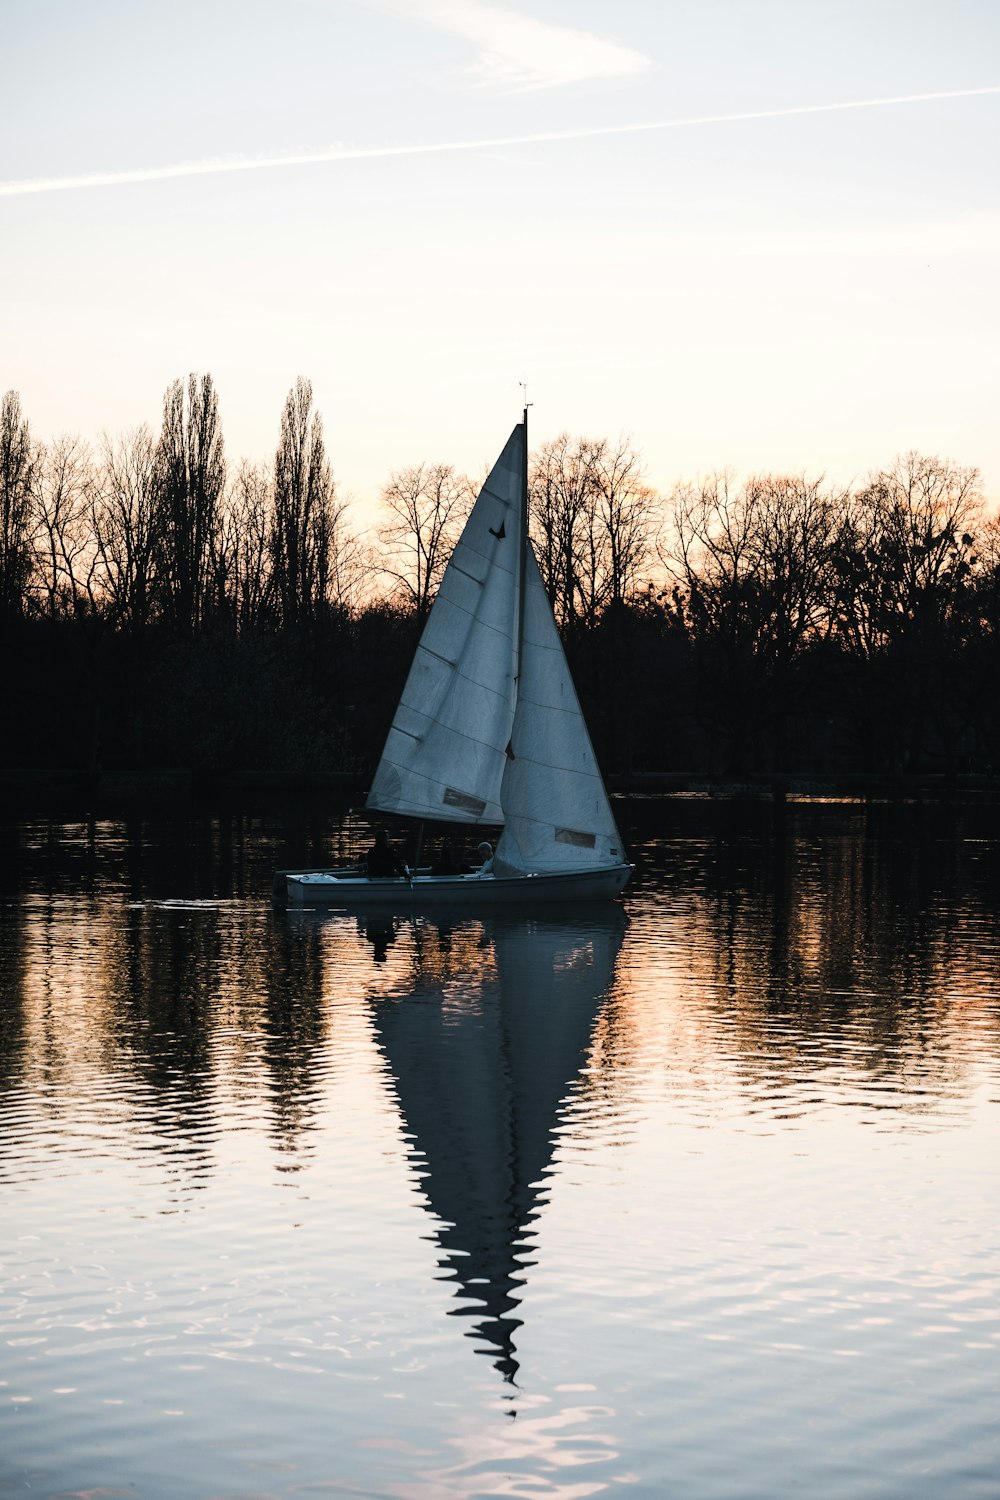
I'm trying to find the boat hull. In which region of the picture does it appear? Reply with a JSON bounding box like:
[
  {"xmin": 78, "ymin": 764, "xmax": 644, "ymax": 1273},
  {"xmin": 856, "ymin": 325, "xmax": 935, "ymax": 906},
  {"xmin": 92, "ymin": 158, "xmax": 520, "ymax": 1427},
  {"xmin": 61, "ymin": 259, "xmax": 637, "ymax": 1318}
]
[{"xmin": 281, "ymin": 863, "xmax": 632, "ymax": 907}]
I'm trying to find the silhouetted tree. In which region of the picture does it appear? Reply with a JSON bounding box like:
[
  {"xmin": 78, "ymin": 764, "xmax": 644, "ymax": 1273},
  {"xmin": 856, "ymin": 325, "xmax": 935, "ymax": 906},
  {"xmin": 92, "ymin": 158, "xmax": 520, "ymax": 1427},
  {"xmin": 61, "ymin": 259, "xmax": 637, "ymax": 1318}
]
[
  {"xmin": 214, "ymin": 460, "xmax": 273, "ymax": 631},
  {"xmin": 829, "ymin": 452, "xmax": 982, "ymax": 769},
  {"xmin": 377, "ymin": 462, "xmax": 473, "ymax": 621},
  {"xmin": 92, "ymin": 426, "xmax": 159, "ymax": 632},
  {"xmin": 5, "ymin": 368, "xmax": 1000, "ymax": 787},
  {"xmin": 271, "ymin": 378, "xmax": 341, "ymax": 627},
  {"xmin": 530, "ymin": 433, "xmax": 597, "ymax": 629},
  {"xmin": 0, "ymin": 390, "xmax": 35, "ymax": 619},
  {"xmin": 530, "ymin": 434, "xmax": 655, "ymax": 631},
  {"xmin": 154, "ymin": 374, "xmax": 226, "ymax": 634},
  {"xmin": 830, "ymin": 453, "xmax": 981, "ymax": 659},
  {"xmin": 593, "ymin": 436, "xmax": 658, "ymax": 609},
  {"xmin": 963, "ymin": 512, "xmax": 1000, "ymax": 767},
  {"xmin": 32, "ymin": 434, "xmax": 96, "ymax": 618},
  {"xmin": 664, "ymin": 470, "xmax": 843, "ymax": 770}
]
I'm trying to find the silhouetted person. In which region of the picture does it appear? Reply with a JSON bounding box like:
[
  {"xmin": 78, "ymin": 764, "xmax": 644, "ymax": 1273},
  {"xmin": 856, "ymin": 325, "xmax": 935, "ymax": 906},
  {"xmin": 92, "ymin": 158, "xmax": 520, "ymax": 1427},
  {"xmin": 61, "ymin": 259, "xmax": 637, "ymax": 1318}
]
[
  {"xmin": 475, "ymin": 841, "xmax": 494, "ymax": 875},
  {"xmin": 365, "ymin": 829, "xmax": 404, "ymax": 878}
]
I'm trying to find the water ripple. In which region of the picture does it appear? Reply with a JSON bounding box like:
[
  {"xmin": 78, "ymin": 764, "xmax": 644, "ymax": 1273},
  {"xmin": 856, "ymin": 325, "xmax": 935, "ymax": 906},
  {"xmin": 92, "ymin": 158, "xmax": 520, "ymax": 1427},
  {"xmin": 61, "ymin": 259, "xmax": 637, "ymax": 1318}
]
[{"xmin": 1, "ymin": 805, "xmax": 998, "ymax": 1497}]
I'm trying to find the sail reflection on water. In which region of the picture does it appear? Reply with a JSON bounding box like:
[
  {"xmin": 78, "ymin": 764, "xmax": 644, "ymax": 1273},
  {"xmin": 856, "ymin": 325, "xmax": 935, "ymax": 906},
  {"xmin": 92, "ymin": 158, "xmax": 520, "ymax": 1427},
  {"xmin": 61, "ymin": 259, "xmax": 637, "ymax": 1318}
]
[{"xmin": 365, "ymin": 909, "xmax": 627, "ymax": 1383}]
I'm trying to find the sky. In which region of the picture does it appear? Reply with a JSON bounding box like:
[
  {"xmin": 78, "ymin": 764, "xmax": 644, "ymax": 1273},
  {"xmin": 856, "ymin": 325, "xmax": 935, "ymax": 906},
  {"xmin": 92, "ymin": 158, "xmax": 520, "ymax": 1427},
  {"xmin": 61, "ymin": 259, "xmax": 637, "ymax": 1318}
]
[{"xmin": 2, "ymin": 0, "xmax": 998, "ymax": 523}]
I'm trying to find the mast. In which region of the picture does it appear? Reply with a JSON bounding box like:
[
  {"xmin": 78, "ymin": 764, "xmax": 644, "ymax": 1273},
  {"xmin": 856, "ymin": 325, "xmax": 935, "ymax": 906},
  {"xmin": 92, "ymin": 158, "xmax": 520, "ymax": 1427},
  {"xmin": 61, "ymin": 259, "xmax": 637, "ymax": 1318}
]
[{"xmin": 516, "ymin": 404, "xmax": 529, "ymax": 687}]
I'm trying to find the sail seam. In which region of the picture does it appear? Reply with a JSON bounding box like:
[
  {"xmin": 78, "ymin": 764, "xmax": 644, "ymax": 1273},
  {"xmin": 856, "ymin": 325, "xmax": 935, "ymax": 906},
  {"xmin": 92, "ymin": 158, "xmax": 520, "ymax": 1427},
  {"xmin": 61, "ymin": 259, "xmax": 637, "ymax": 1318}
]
[
  {"xmin": 419, "ymin": 579, "xmax": 515, "ymax": 639},
  {"xmin": 399, "ymin": 669, "xmax": 511, "ymax": 714},
  {"xmin": 506, "ymin": 748, "xmax": 607, "ymax": 776},
  {"xmin": 387, "ymin": 713, "xmax": 515, "ymax": 755},
  {"xmin": 420, "ymin": 646, "xmax": 457, "ymax": 668},
  {"xmin": 408, "ymin": 640, "xmax": 518, "ymax": 696},
  {"xmin": 386, "ymin": 708, "xmax": 515, "ymax": 756},
  {"xmin": 513, "ymin": 698, "xmax": 591, "ymax": 721},
  {"xmin": 477, "ymin": 484, "xmax": 515, "ymax": 508},
  {"xmin": 419, "ymin": 597, "xmax": 515, "ymax": 643},
  {"xmin": 451, "ymin": 536, "xmax": 517, "ymax": 569}
]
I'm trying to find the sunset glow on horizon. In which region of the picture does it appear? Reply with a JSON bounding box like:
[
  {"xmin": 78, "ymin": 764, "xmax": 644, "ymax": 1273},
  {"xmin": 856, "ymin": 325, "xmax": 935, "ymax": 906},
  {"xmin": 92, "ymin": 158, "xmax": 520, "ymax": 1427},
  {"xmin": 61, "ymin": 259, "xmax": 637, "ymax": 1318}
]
[{"xmin": 3, "ymin": 0, "xmax": 998, "ymax": 523}]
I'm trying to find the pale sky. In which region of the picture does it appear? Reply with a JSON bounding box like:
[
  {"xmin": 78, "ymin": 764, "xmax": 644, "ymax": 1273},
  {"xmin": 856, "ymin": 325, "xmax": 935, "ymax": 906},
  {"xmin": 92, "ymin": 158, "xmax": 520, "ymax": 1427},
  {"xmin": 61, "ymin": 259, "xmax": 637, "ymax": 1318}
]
[{"xmin": 2, "ymin": 0, "xmax": 998, "ymax": 522}]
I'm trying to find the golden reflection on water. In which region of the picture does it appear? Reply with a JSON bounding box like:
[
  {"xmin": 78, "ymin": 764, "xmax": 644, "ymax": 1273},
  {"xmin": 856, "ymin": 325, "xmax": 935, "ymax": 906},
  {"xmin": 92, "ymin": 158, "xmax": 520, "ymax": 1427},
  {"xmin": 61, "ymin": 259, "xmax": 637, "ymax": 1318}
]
[
  {"xmin": 2, "ymin": 804, "xmax": 998, "ymax": 1183},
  {"xmin": 1, "ymin": 803, "xmax": 999, "ymax": 1497},
  {"xmin": 612, "ymin": 800, "xmax": 1000, "ymax": 1119}
]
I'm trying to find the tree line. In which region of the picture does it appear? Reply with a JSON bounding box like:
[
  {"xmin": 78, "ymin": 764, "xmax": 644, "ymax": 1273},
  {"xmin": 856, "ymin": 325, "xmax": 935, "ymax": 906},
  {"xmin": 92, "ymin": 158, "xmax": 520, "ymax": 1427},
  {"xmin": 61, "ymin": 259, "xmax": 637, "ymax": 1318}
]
[{"xmin": 2, "ymin": 375, "xmax": 998, "ymax": 785}]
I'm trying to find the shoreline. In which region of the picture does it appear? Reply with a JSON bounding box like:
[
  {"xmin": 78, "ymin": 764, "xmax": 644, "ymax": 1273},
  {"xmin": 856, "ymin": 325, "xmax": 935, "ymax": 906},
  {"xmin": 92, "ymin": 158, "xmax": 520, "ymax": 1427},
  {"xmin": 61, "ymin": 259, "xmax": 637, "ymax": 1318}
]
[{"xmin": 3, "ymin": 766, "xmax": 1000, "ymax": 818}]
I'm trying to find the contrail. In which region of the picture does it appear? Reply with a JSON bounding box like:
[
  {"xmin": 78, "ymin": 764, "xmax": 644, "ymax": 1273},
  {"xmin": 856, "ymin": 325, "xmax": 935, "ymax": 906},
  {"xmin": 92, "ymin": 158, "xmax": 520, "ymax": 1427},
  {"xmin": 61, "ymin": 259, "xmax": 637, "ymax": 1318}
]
[{"xmin": 1, "ymin": 85, "xmax": 997, "ymax": 199}]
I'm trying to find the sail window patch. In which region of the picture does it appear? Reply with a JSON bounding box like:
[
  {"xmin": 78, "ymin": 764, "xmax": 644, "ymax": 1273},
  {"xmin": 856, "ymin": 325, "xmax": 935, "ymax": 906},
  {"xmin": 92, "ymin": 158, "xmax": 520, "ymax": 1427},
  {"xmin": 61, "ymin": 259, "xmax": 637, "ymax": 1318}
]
[
  {"xmin": 555, "ymin": 828, "xmax": 596, "ymax": 848},
  {"xmin": 443, "ymin": 787, "xmax": 487, "ymax": 816}
]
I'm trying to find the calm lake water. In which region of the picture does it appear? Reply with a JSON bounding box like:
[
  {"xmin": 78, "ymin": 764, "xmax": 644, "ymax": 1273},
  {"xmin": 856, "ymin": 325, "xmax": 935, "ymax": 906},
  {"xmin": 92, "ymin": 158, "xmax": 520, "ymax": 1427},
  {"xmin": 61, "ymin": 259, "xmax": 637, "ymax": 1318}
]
[{"xmin": 1, "ymin": 798, "xmax": 998, "ymax": 1499}]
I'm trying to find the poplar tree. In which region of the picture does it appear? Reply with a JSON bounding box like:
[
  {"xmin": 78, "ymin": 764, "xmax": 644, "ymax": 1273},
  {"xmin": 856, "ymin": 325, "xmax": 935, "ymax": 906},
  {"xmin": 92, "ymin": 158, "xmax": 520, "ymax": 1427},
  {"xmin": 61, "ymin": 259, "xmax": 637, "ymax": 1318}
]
[
  {"xmin": 154, "ymin": 374, "xmax": 226, "ymax": 633},
  {"xmin": 0, "ymin": 390, "xmax": 35, "ymax": 618},
  {"xmin": 271, "ymin": 377, "xmax": 338, "ymax": 626}
]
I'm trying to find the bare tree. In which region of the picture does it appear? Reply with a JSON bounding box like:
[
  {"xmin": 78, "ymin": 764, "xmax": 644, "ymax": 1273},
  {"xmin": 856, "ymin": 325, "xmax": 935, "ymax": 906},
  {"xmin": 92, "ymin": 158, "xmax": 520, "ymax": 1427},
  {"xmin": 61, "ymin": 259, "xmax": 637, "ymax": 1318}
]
[
  {"xmin": 663, "ymin": 469, "xmax": 843, "ymax": 767},
  {"xmin": 665, "ymin": 470, "xmax": 840, "ymax": 650},
  {"xmin": 377, "ymin": 462, "xmax": 473, "ymax": 620},
  {"xmin": 32, "ymin": 434, "xmax": 97, "ymax": 618},
  {"xmin": 829, "ymin": 452, "xmax": 982, "ymax": 659},
  {"xmin": 0, "ymin": 390, "xmax": 36, "ymax": 618},
  {"xmin": 828, "ymin": 452, "xmax": 984, "ymax": 770},
  {"xmin": 746, "ymin": 473, "xmax": 843, "ymax": 660},
  {"xmin": 324, "ymin": 499, "xmax": 367, "ymax": 616},
  {"xmin": 591, "ymin": 437, "xmax": 658, "ymax": 609},
  {"xmin": 214, "ymin": 460, "xmax": 274, "ymax": 631},
  {"xmin": 529, "ymin": 434, "xmax": 655, "ymax": 630},
  {"xmin": 155, "ymin": 373, "xmax": 226, "ymax": 633},
  {"xmin": 530, "ymin": 433, "xmax": 598, "ymax": 628},
  {"xmin": 271, "ymin": 377, "xmax": 340, "ymax": 626},
  {"xmin": 664, "ymin": 467, "xmax": 760, "ymax": 662},
  {"xmin": 92, "ymin": 426, "xmax": 159, "ymax": 631}
]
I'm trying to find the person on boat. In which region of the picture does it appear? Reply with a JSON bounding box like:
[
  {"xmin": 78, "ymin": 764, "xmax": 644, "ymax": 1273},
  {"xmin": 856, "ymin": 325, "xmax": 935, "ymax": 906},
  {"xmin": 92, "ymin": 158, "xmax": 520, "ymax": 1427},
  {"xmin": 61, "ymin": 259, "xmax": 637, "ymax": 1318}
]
[
  {"xmin": 364, "ymin": 829, "xmax": 405, "ymax": 878},
  {"xmin": 475, "ymin": 841, "xmax": 494, "ymax": 875}
]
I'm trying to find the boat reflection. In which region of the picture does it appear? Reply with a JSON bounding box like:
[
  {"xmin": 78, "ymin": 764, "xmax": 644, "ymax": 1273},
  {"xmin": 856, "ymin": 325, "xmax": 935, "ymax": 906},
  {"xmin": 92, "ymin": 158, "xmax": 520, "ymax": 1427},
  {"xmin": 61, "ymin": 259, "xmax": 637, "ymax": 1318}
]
[{"xmin": 364, "ymin": 909, "xmax": 626, "ymax": 1384}]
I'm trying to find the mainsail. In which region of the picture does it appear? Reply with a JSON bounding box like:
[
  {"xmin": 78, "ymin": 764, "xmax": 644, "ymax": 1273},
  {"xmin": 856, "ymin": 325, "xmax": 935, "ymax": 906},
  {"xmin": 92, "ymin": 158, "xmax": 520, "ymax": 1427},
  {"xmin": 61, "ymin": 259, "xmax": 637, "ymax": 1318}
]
[{"xmin": 366, "ymin": 426, "xmax": 524, "ymax": 824}]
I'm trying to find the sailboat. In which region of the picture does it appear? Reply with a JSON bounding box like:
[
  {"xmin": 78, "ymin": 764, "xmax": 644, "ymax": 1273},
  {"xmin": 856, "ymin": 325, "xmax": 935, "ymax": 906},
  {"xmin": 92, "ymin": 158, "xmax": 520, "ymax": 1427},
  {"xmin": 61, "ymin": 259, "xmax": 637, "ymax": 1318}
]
[{"xmin": 282, "ymin": 410, "xmax": 632, "ymax": 906}]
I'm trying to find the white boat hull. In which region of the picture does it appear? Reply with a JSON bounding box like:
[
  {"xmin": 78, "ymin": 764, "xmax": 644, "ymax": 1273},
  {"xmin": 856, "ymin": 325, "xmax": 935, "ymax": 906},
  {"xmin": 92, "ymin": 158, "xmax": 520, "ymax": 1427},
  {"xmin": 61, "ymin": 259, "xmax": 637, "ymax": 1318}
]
[{"xmin": 281, "ymin": 863, "xmax": 632, "ymax": 907}]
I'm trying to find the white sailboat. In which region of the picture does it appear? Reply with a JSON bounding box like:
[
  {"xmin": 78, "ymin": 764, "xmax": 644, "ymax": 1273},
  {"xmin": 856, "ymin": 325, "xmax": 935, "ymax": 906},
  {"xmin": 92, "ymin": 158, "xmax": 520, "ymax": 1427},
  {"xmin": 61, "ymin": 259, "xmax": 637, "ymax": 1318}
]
[{"xmin": 282, "ymin": 410, "xmax": 632, "ymax": 906}]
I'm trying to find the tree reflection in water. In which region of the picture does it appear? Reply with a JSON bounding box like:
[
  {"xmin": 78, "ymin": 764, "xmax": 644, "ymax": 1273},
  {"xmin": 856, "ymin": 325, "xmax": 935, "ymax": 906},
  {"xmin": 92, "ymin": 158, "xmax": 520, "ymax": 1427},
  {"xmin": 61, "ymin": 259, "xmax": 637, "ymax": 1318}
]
[
  {"xmin": 0, "ymin": 810, "xmax": 995, "ymax": 1500},
  {"xmin": 611, "ymin": 796, "xmax": 1000, "ymax": 1112}
]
